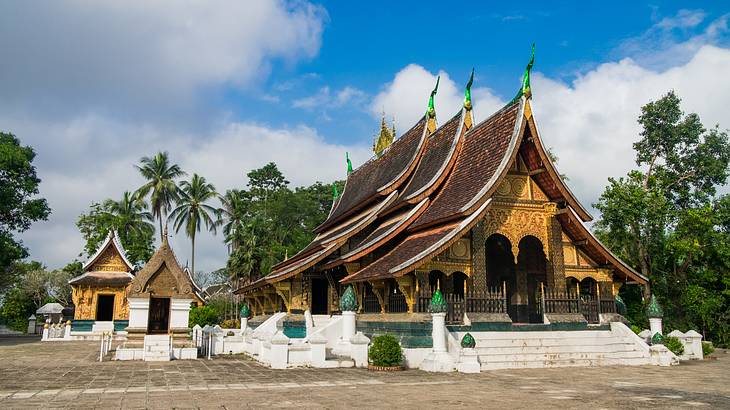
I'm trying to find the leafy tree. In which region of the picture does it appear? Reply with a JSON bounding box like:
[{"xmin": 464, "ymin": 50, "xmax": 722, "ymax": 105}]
[
  {"xmin": 135, "ymin": 152, "xmax": 186, "ymax": 240},
  {"xmin": 169, "ymin": 174, "xmax": 218, "ymax": 276},
  {"xmin": 188, "ymin": 305, "xmax": 220, "ymax": 327},
  {"xmin": 594, "ymin": 91, "xmax": 730, "ymax": 346},
  {"xmin": 0, "ymin": 132, "xmax": 51, "ymax": 287},
  {"xmin": 217, "ymin": 189, "xmax": 251, "ymax": 251},
  {"xmin": 76, "ymin": 191, "xmax": 155, "ymax": 265},
  {"xmin": 0, "ymin": 288, "xmax": 35, "ymax": 332}
]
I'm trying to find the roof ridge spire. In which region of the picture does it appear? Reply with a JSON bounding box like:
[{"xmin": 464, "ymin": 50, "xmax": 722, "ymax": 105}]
[
  {"xmin": 426, "ymin": 76, "xmax": 440, "ymax": 133},
  {"xmin": 346, "ymin": 152, "xmax": 353, "ymax": 174},
  {"xmin": 511, "ymin": 43, "xmax": 535, "ymax": 104},
  {"xmin": 464, "ymin": 68, "xmax": 475, "ymax": 130}
]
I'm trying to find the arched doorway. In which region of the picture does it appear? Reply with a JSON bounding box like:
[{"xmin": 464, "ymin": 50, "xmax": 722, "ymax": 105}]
[
  {"xmin": 566, "ymin": 276, "xmax": 580, "ymax": 295},
  {"xmin": 428, "ymin": 270, "xmax": 446, "ymax": 292},
  {"xmin": 311, "ymin": 277, "xmax": 329, "ymax": 314},
  {"xmin": 517, "ymin": 236, "xmax": 547, "ymax": 323},
  {"xmin": 452, "ymin": 271, "xmax": 468, "ymax": 298},
  {"xmin": 579, "ymin": 277, "xmax": 597, "ymax": 298},
  {"xmin": 486, "ymin": 234, "xmax": 517, "ymax": 320}
]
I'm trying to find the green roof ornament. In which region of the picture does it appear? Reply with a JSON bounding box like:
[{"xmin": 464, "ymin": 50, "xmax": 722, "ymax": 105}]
[
  {"xmin": 339, "ymin": 284, "xmax": 358, "ymax": 312},
  {"xmin": 346, "ymin": 152, "xmax": 353, "ymax": 174},
  {"xmin": 426, "ymin": 76, "xmax": 440, "ymax": 119},
  {"xmin": 646, "ymin": 294, "xmax": 664, "ymax": 318},
  {"xmin": 510, "ymin": 43, "xmax": 535, "ymax": 103},
  {"xmin": 428, "ymin": 289, "xmax": 448, "ymax": 313},
  {"xmin": 239, "ymin": 302, "xmax": 250, "ymax": 319},
  {"xmin": 463, "ymin": 68, "xmax": 474, "ymax": 110},
  {"xmin": 651, "ymin": 332, "xmax": 665, "ymax": 345},
  {"xmin": 615, "ymin": 294, "xmax": 627, "ymax": 316},
  {"xmin": 332, "ymin": 184, "xmax": 340, "ymax": 201},
  {"xmin": 460, "ymin": 332, "xmax": 476, "ymax": 348}
]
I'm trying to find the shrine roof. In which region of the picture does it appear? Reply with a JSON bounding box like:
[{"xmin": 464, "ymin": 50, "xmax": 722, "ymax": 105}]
[
  {"xmin": 341, "ymin": 198, "xmax": 491, "ymax": 283},
  {"xmin": 331, "ymin": 198, "xmax": 430, "ymax": 267},
  {"xmin": 396, "ymin": 110, "xmax": 464, "ymax": 205},
  {"xmin": 409, "ymin": 100, "xmax": 524, "ymax": 231},
  {"xmin": 68, "ymin": 271, "xmax": 134, "ymax": 286},
  {"xmin": 82, "ymin": 230, "xmax": 134, "ymax": 272},
  {"xmin": 314, "ymin": 116, "xmax": 428, "ymax": 233}
]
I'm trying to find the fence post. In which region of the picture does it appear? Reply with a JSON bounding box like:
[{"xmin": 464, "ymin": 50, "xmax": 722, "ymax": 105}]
[
  {"xmin": 540, "ymin": 283, "xmax": 546, "ymax": 320},
  {"xmin": 502, "ymin": 281, "xmax": 507, "ymax": 313}
]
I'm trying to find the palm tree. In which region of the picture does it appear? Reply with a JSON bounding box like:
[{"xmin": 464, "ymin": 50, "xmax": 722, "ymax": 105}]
[
  {"xmin": 217, "ymin": 189, "xmax": 250, "ymax": 252},
  {"xmin": 103, "ymin": 191, "xmax": 155, "ymax": 240},
  {"xmin": 135, "ymin": 152, "xmax": 186, "ymax": 240},
  {"xmin": 168, "ymin": 174, "xmax": 218, "ymax": 275}
]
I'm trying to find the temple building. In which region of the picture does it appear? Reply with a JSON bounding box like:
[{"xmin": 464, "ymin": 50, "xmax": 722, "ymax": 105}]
[
  {"xmin": 69, "ymin": 230, "xmax": 135, "ymax": 333},
  {"xmin": 235, "ymin": 57, "xmax": 649, "ymax": 329}
]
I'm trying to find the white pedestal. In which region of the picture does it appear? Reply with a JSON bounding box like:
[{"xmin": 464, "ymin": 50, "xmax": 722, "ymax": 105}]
[
  {"xmin": 456, "ymin": 348, "xmax": 481, "ymax": 373},
  {"xmin": 170, "ymin": 298, "xmax": 192, "ymax": 329},
  {"xmin": 128, "ymin": 298, "xmax": 150, "ymax": 329},
  {"xmin": 350, "ymin": 331, "xmax": 370, "ymax": 368},
  {"xmin": 649, "ymin": 317, "xmax": 663, "ymax": 337},
  {"xmin": 240, "ymin": 317, "xmax": 248, "ymax": 334},
  {"xmin": 419, "ymin": 313, "xmax": 455, "ymax": 372},
  {"xmin": 333, "ymin": 311, "xmax": 356, "ymax": 356}
]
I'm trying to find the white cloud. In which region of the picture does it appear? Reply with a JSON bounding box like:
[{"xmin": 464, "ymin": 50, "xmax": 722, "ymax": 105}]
[
  {"xmin": 11, "ymin": 115, "xmax": 371, "ymax": 272},
  {"xmin": 370, "ymin": 64, "xmax": 504, "ymax": 130},
  {"xmin": 292, "ymin": 86, "xmax": 366, "ymax": 110},
  {"xmin": 531, "ymin": 45, "xmax": 730, "ymax": 214},
  {"xmin": 0, "ymin": 0, "xmax": 327, "ymax": 118}
]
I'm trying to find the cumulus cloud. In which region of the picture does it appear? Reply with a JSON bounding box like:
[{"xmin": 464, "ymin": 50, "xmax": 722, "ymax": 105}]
[
  {"xmin": 11, "ymin": 115, "xmax": 371, "ymax": 271},
  {"xmin": 370, "ymin": 64, "xmax": 504, "ymax": 131},
  {"xmin": 292, "ymin": 86, "xmax": 367, "ymax": 110},
  {"xmin": 0, "ymin": 0, "xmax": 327, "ymax": 118}
]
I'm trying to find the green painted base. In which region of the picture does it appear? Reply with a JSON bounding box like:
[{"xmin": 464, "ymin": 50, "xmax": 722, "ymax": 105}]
[
  {"xmin": 356, "ymin": 321, "xmax": 433, "ymax": 349},
  {"xmin": 282, "ymin": 320, "xmax": 306, "ymax": 339},
  {"xmin": 113, "ymin": 320, "xmax": 129, "ymax": 331},
  {"xmin": 71, "ymin": 320, "xmax": 94, "ymax": 332}
]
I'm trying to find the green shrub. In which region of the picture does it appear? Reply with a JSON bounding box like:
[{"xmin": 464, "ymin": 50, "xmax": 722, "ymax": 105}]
[
  {"xmin": 630, "ymin": 325, "xmax": 642, "ymax": 335},
  {"xmin": 221, "ymin": 319, "xmax": 240, "ymax": 329},
  {"xmin": 702, "ymin": 341, "xmax": 715, "ymax": 357},
  {"xmin": 188, "ymin": 306, "xmax": 220, "ymax": 327},
  {"xmin": 368, "ymin": 334, "xmax": 402, "ymax": 367},
  {"xmin": 662, "ymin": 336, "xmax": 685, "ymax": 356}
]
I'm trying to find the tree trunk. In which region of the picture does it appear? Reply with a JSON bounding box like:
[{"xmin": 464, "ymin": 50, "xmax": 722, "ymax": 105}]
[
  {"xmin": 191, "ymin": 233, "xmax": 196, "ymax": 278},
  {"xmin": 158, "ymin": 215, "xmax": 163, "ymax": 241}
]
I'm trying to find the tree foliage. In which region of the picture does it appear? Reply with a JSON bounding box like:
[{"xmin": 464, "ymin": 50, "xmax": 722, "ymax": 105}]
[
  {"xmin": 77, "ymin": 191, "xmax": 155, "ymax": 266},
  {"xmin": 594, "ymin": 91, "xmax": 730, "ymax": 346},
  {"xmin": 223, "ymin": 163, "xmax": 340, "ymax": 285},
  {"xmin": 135, "ymin": 151, "xmax": 186, "ymax": 240},
  {"xmin": 0, "ymin": 132, "xmax": 51, "ymax": 288}
]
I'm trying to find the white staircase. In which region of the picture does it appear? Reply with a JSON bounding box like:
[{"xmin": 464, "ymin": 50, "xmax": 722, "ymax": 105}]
[
  {"xmin": 143, "ymin": 335, "xmax": 171, "ymax": 361},
  {"xmin": 461, "ymin": 329, "xmax": 651, "ymax": 370}
]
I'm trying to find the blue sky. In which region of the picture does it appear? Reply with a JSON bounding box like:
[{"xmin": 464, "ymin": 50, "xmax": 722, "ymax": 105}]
[{"xmin": 1, "ymin": 1, "xmax": 729, "ymax": 272}]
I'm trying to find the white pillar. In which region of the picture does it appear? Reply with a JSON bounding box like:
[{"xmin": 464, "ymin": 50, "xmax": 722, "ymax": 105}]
[
  {"xmin": 649, "ymin": 317, "xmax": 663, "ymax": 337},
  {"xmin": 431, "ymin": 312, "xmax": 447, "ymax": 352},
  {"xmin": 27, "ymin": 315, "xmax": 36, "ymax": 334},
  {"xmin": 308, "ymin": 332, "xmax": 327, "ymax": 367},
  {"xmin": 170, "ymin": 298, "xmax": 193, "ymax": 330},
  {"xmin": 41, "ymin": 324, "xmax": 49, "ymax": 341},
  {"xmin": 333, "ymin": 311, "xmax": 356, "ymax": 356},
  {"xmin": 684, "ymin": 330, "xmax": 704, "ymax": 360},
  {"xmin": 63, "ymin": 321, "xmax": 72, "ymax": 340},
  {"xmin": 350, "ymin": 332, "xmax": 370, "ymax": 368},
  {"xmin": 127, "ymin": 298, "xmax": 150, "ymax": 329},
  {"xmin": 419, "ymin": 312, "xmax": 455, "ymax": 372},
  {"xmin": 240, "ymin": 317, "xmax": 248, "ymax": 334},
  {"xmin": 270, "ymin": 331, "xmax": 289, "ymax": 369}
]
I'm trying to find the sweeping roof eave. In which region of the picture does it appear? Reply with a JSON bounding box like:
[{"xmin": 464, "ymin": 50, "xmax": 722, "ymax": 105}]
[
  {"xmin": 341, "ymin": 198, "xmax": 492, "ymax": 284},
  {"xmin": 523, "ymin": 105, "xmax": 593, "ymax": 222},
  {"xmin": 81, "ymin": 230, "xmax": 135, "ymax": 272},
  {"xmin": 558, "ymin": 206, "xmax": 648, "ymax": 284}
]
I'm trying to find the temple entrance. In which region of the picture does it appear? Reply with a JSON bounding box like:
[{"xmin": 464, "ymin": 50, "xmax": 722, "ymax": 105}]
[
  {"xmin": 486, "ymin": 234, "xmax": 517, "ymax": 320},
  {"xmin": 147, "ymin": 297, "xmax": 170, "ymax": 334},
  {"xmin": 311, "ymin": 277, "xmax": 329, "ymax": 314},
  {"xmin": 95, "ymin": 294, "xmax": 115, "ymax": 321},
  {"xmin": 517, "ymin": 236, "xmax": 548, "ymax": 323}
]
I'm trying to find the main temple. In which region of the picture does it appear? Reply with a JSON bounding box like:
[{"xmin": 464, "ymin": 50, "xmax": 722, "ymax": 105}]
[{"xmin": 235, "ymin": 57, "xmax": 649, "ymax": 328}]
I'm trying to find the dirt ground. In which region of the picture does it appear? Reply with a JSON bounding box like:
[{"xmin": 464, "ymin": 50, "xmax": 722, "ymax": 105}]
[{"xmin": 0, "ymin": 335, "xmax": 728, "ymax": 409}]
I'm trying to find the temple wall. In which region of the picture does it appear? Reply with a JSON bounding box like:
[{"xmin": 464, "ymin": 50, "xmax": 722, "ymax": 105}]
[{"xmin": 71, "ymin": 285, "xmax": 129, "ymax": 321}]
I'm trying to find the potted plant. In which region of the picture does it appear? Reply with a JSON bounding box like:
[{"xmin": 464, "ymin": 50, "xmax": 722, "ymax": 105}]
[{"xmin": 368, "ymin": 334, "xmax": 403, "ymax": 371}]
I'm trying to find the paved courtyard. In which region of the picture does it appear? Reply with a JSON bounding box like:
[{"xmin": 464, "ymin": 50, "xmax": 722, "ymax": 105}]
[{"xmin": 0, "ymin": 336, "xmax": 728, "ymax": 409}]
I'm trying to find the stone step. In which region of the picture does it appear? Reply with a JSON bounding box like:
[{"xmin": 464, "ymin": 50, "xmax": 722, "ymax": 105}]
[
  {"xmin": 474, "ymin": 336, "xmax": 632, "ymax": 348},
  {"xmin": 324, "ymin": 359, "xmax": 354, "ymax": 368},
  {"xmin": 470, "ymin": 331, "xmax": 614, "ymax": 340},
  {"xmin": 474, "ymin": 343, "xmax": 641, "ymax": 355},
  {"xmin": 477, "ymin": 350, "xmax": 647, "ymax": 363},
  {"xmin": 480, "ymin": 356, "xmax": 650, "ymax": 370}
]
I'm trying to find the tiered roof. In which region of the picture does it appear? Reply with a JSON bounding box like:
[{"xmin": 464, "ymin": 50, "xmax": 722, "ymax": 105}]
[
  {"xmin": 69, "ymin": 230, "xmax": 135, "ymax": 287},
  {"xmin": 236, "ymin": 68, "xmax": 648, "ymax": 294}
]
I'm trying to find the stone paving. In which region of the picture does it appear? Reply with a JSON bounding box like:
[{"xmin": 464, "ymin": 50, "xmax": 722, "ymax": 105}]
[{"xmin": 0, "ymin": 336, "xmax": 729, "ymax": 409}]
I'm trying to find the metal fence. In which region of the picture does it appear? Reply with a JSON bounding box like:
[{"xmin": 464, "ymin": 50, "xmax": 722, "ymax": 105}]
[
  {"xmin": 540, "ymin": 285, "xmax": 616, "ymax": 324},
  {"xmin": 415, "ymin": 284, "xmax": 507, "ymax": 324}
]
